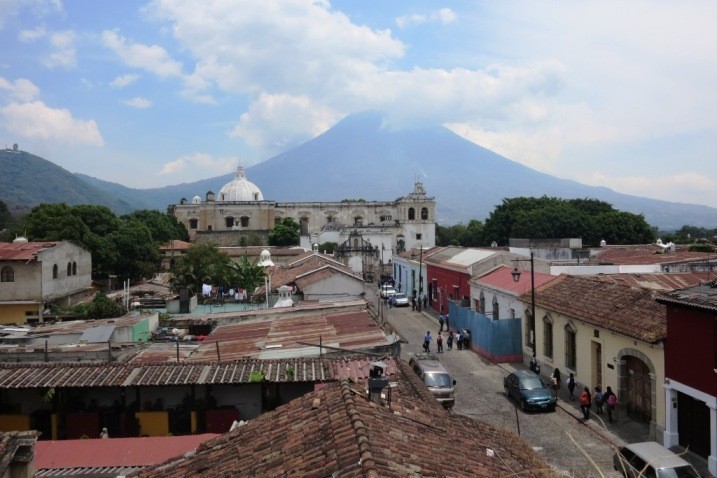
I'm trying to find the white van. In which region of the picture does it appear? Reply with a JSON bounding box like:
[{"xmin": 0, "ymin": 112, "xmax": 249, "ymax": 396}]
[{"xmin": 408, "ymin": 353, "xmax": 456, "ymax": 409}]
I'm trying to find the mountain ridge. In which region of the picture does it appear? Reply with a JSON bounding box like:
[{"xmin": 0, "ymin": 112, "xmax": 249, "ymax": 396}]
[{"xmin": 4, "ymin": 112, "xmax": 717, "ymax": 230}]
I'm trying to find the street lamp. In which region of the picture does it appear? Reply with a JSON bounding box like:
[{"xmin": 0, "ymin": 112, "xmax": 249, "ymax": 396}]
[{"xmin": 511, "ymin": 251, "xmax": 539, "ymax": 374}]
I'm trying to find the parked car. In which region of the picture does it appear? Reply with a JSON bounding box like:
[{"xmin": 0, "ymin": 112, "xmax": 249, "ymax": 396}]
[
  {"xmin": 409, "ymin": 353, "xmax": 456, "ymax": 409},
  {"xmin": 613, "ymin": 442, "xmax": 701, "ymax": 478},
  {"xmin": 503, "ymin": 370, "xmax": 557, "ymax": 411},
  {"xmin": 380, "ymin": 285, "xmax": 396, "ymax": 298},
  {"xmin": 393, "ymin": 293, "xmax": 409, "ymax": 306}
]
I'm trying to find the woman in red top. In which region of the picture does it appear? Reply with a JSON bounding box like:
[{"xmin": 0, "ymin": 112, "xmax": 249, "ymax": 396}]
[{"xmin": 580, "ymin": 387, "xmax": 592, "ymax": 420}]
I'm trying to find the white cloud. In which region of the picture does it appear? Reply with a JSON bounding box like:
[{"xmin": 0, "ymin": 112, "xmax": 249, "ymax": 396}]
[
  {"xmin": 230, "ymin": 93, "xmax": 336, "ymax": 153},
  {"xmin": 123, "ymin": 97, "xmax": 151, "ymax": 109},
  {"xmin": 0, "ymin": 0, "xmax": 62, "ymax": 29},
  {"xmin": 159, "ymin": 152, "xmax": 238, "ymax": 176},
  {"xmin": 19, "ymin": 26, "xmax": 46, "ymax": 42},
  {"xmin": 1, "ymin": 101, "xmax": 104, "ymax": 146},
  {"xmin": 43, "ymin": 30, "xmax": 76, "ymax": 69},
  {"xmin": 0, "ymin": 77, "xmax": 40, "ymax": 102},
  {"xmin": 102, "ymin": 29, "xmax": 183, "ymax": 78},
  {"xmin": 396, "ymin": 8, "xmax": 456, "ymax": 29},
  {"xmin": 582, "ymin": 171, "xmax": 715, "ymax": 206},
  {"xmin": 110, "ymin": 74, "xmax": 140, "ymax": 88}
]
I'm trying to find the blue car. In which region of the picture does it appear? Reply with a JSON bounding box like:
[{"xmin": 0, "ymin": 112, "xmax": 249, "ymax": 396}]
[{"xmin": 503, "ymin": 370, "xmax": 557, "ymax": 412}]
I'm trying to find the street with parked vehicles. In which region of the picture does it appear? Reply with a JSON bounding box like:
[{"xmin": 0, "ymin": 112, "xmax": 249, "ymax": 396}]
[{"xmin": 374, "ymin": 286, "xmax": 624, "ymax": 478}]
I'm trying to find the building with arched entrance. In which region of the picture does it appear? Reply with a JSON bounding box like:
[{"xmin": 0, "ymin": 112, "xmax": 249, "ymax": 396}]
[{"xmin": 519, "ymin": 275, "xmax": 666, "ymax": 442}]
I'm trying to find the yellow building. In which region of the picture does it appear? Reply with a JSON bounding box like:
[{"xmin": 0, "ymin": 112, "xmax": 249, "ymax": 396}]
[{"xmin": 521, "ymin": 275, "xmax": 666, "ymax": 441}]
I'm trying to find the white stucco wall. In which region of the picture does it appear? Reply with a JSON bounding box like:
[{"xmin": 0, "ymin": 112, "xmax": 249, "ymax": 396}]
[{"xmin": 303, "ymin": 273, "xmax": 365, "ymax": 301}]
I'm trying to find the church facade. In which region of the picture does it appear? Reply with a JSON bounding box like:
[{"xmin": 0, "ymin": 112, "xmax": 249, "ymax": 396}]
[{"xmin": 169, "ymin": 166, "xmax": 436, "ymax": 277}]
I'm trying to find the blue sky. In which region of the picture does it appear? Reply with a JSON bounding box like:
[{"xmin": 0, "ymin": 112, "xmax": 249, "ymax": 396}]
[{"xmin": 1, "ymin": 1, "xmax": 716, "ymax": 209}]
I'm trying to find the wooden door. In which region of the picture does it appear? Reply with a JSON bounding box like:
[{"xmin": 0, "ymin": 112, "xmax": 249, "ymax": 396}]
[
  {"xmin": 625, "ymin": 356, "xmax": 651, "ymax": 423},
  {"xmin": 592, "ymin": 341, "xmax": 602, "ymax": 387},
  {"xmin": 677, "ymin": 392, "xmax": 710, "ymax": 459}
]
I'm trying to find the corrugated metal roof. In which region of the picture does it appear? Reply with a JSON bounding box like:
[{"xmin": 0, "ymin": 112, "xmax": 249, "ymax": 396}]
[
  {"xmin": 35, "ymin": 434, "xmax": 218, "ymax": 470},
  {"xmin": 79, "ymin": 325, "xmax": 115, "ymax": 343},
  {"xmin": 0, "ymin": 241, "xmax": 60, "ymax": 261},
  {"xmin": 426, "ymin": 246, "xmax": 498, "ymax": 269},
  {"xmin": 471, "ymin": 265, "xmax": 557, "ymax": 295},
  {"xmin": 0, "ymin": 356, "xmax": 396, "ymax": 388}
]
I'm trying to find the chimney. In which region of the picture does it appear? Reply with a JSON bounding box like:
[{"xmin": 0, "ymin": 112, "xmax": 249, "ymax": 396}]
[{"xmin": 367, "ymin": 361, "xmax": 390, "ymax": 406}]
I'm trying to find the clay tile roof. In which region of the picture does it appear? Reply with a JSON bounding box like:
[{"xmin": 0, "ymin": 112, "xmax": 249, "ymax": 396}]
[
  {"xmin": 132, "ymin": 360, "xmax": 555, "ymax": 478},
  {"xmin": 261, "ymin": 253, "xmax": 355, "ymax": 295},
  {"xmin": 0, "ymin": 241, "xmax": 61, "ymax": 261},
  {"xmin": 588, "ymin": 245, "xmax": 712, "ymax": 266},
  {"xmin": 527, "ymin": 275, "xmax": 666, "ymax": 343},
  {"xmin": 158, "ymin": 240, "xmax": 191, "ymax": 251},
  {"xmin": 587, "ymin": 273, "xmax": 705, "ymax": 291}
]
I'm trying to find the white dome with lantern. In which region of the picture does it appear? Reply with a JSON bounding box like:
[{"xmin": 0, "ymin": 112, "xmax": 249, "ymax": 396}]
[{"xmin": 218, "ymin": 165, "xmax": 263, "ymax": 202}]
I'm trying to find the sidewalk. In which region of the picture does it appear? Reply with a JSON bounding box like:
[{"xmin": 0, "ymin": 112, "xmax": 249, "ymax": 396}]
[{"xmin": 420, "ymin": 309, "xmax": 715, "ymax": 478}]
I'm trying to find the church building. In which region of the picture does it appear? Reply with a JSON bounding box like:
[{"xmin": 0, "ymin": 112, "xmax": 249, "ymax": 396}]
[{"xmin": 169, "ymin": 166, "xmax": 436, "ymax": 278}]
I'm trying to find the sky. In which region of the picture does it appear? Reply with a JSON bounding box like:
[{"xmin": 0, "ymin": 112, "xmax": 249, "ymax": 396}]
[{"xmin": 1, "ymin": 0, "xmax": 716, "ymax": 208}]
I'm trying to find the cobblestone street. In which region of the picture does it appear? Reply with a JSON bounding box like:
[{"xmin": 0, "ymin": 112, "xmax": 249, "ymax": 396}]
[{"xmin": 378, "ymin": 297, "xmax": 625, "ymax": 478}]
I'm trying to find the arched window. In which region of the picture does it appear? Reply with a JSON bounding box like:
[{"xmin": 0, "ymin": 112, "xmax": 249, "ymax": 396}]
[
  {"xmin": 189, "ymin": 219, "xmax": 198, "ymax": 229},
  {"xmin": 543, "ymin": 315, "xmax": 553, "ymax": 358},
  {"xmin": 421, "ymin": 207, "xmax": 428, "ymax": 220},
  {"xmin": 564, "ymin": 323, "xmax": 577, "ymax": 369},
  {"xmin": 240, "ymin": 216, "xmax": 250, "ymax": 227},
  {"xmin": 67, "ymin": 262, "xmax": 72, "ymax": 276},
  {"xmin": 0, "ymin": 266, "xmax": 14, "ymax": 282},
  {"xmin": 72, "ymin": 262, "xmax": 77, "ymax": 275},
  {"xmin": 354, "ymin": 217, "xmax": 363, "ymax": 226},
  {"xmin": 408, "ymin": 208, "xmax": 415, "ymax": 220},
  {"xmin": 491, "ymin": 295, "xmax": 499, "ymax": 320},
  {"xmin": 52, "ymin": 264, "xmax": 58, "ymax": 279},
  {"xmin": 225, "ymin": 217, "xmax": 235, "ymax": 228}
]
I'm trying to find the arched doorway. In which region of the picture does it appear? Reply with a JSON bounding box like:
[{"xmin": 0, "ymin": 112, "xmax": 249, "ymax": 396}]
[{"xmin": 625, "ymin": 355, "xmax": 651, "ymax": 423}]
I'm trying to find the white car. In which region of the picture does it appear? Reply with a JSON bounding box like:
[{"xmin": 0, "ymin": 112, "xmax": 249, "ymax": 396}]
[
  {"xmin": 393, "ymin": 293, "xmax": 409, "ymax": 307},
  {"xmin": 380, "ymin": 285, "xmax": 396, "ymax": 298}
]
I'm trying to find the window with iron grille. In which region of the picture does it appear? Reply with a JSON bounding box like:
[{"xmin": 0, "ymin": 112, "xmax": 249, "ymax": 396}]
[
  {"xmin": 565, "ymin": 324, "xmax": 577, "ymax": 369},
  {"xmin": 543, "ymin": 317, "xmax": 553, "ymax": 358}
]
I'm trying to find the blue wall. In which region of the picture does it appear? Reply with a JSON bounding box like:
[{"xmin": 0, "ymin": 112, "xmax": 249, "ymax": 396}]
[{"xmin": 448, "ymin": 302, "xmax": 523, "ymax": 363}]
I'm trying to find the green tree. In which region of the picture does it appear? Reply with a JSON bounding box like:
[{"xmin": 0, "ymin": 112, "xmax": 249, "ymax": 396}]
[
  {"xmin": 19, "ymin": 203, "xmax": 90, "ymax": 243},
  {"xmin": 72, "ymin": 293, "xmax": 127, "ymax": 319},
  {"xmin": 228, "ymin": 255, "xmax": 266, "ymax": 296},
  {"xmin": 318, "ymin": 242, "xmax": 338, "ymax": 254},
  {"xmin": 0, "ymin": 200, "xmax": 12, "ymax": 231},
  {"xmin": 122, "ymin": 209, "xmax": 189, "ymax": 243},
  {"xmin": 106, "ymin": 222, "xmax": 161, "ymax": 282},
  {"xmin": 169, "ymin": 243, "xmax": 233, "ymax": 294},
  {"xmin": 268, "ymin": 218, "xmax": 300, "ymax": 246}
]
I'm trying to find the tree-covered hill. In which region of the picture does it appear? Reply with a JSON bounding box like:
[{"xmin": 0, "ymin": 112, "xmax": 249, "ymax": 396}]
[{"xmin": 0, "ymin": 148, "xmax": 138, "ymax": 215}]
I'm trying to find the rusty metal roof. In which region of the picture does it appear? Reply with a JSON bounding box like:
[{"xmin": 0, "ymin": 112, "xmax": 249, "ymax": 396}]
[
  {"xmin": 0, "ymin": 241, "xmax": 61, "ymax": 261},
  {"xmin": 0, "ymin": 356, "xmax": 398, "ymax": 388},
  {"xmin": 188, "ymin": 306, "xmax": 388, "ymax": 362}
]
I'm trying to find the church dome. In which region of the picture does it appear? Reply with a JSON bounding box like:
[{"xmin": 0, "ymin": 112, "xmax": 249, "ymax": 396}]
[{"xmin": 218, "ymin": 165, "xmax": 263, "ymax": 202}]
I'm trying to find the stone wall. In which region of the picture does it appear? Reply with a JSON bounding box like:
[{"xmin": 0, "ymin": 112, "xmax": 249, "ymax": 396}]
[{"xmin": 195, "ymin": 230, "xmax": 270, "ymax": 247}]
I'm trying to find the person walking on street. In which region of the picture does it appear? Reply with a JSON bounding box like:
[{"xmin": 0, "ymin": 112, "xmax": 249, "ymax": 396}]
[
  {"xmin": 437, "ymin": 333, "xmax": 444, "ymax": 353},
  {"xmin": 550, "ymin": 368, "xmax": 562, "ymax": 399},
  {"xmin": 447, "ymin": 331, "xmax": 454, "ymax": 350},
  {"xmin": 594, "ymin": 386, "xmax": 604, "ymax": 414},
  {"xmin": 423, "ymin": 331, "xmax": 432, "ymax": 352},
  {"xmin": 411, "ymin": 297, "xmax": 416, "ymax": 311},
  {"xmin": 423, "ymin": 295, "xmax": 427, "ymax": 310},
  {"xmin": 388, "ymin": 295, "xmax": 393, "ymax": 308},
  {"xmin": 455, "ymin": 331, "xmax": 462, "ymax": 350},
  {"xmin": 438, "ymin": 314, "xmax": 444, "ymax": 332},
  {"xmin": 580, "ymin": 387, "xmax": 592, "ymax": 420},
  {"xmin": 462, "ymin": 328, "xmax": 470, "ymax": 349},
  {"xmin": 604, "ymin": 386, "xmax": 617, "ymax": 423},
  {"xmin": 445, "ymin": 313, "xmax": 449, "ymax": 331},
  {"xmin": 567, "ymin": 373, "xmax": 576, "ymax": 400}
]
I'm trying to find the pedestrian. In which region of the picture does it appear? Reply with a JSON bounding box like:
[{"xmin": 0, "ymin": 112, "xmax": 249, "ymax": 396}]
[
  {"xmin": 447, "ymin": 331, "xmax": 454, "ymax": 350},
  {"xmin": 567, "ymin": 373, "xmax": 576, "ymax": 400},
  {"xmin": 445, "ymin": 313, "xmax": 450, "ymax": 330},
  {"xmin": 580, "ymin": 386, "xmax": 592, "ymax": 420},
  {"xmin": 411, "ymin": 297, "xmax": 416, "ymax": 311},
  {"xmin": 438, "ymin": 314, "xmax": 444, "ymax": 332},
  {"xmin": 423, "ymin": 331, "xmax": 431, "ymax": 352},
  {"xmin": 455, "ymin": 331, "xmax": 462, "ymax": 350},
  {"xmin": 604, "ymin": 386, "xmax": 617, "ymax": 423},
  {"xmin": 550, "ymin": 368, "xmax": 562, "ymax": 398},
  {"xmin": 594, "ymin": 386, "xmax": 604, "ymax": 414},
  {"xmin": 388, "ymin": 295, "xmax": 393, "ymax": 308},
  {"xmin": 423, "ymin": 295, "xmax": 427, "ymax": 310},
  {"xmin": 437, "ymin": 333, "xmax": 443, "ymax": 353},
  {"xmin": 462, "ymin": 328, "xmax": 470, "ymax": 349}
]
